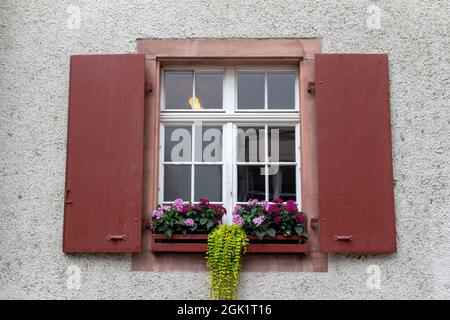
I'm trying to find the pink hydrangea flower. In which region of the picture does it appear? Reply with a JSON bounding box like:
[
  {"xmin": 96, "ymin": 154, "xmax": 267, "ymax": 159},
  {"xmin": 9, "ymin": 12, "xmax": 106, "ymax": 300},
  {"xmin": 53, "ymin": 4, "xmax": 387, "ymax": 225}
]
[
  {"xmin": 273, "ymin": 198, "xmax": 283, "ymax": 204},
  {"xmin": 232, "ymin": 214, "xmax": 244, "ymax": 227},
  {"xmin": 260, "ymin": 200, "xmax": 270, "ymax": 211},
  {"xmin": 173, "ymin": 198, "xmax": 184, "ymax": 211},
  {"xmin": 252, "ymin": 215, "xmax": 265, "ymax": 226},
  {"xmin": 233, "ymin": 205, "xmax": 241, "ymax": 215},
  {"xmin": 152, "ymin": 205, "xmax": 171, "ymax": 220},
  {"xmin": 184, "ymin": 218, "xmax": 195, "ymax": 227},
  {"xmin": 152, "ymin": 209, "xmax": 164, "ymax": 220},
  {"xmin": 247, "ymin": 199, "xmax": 259, "ymax": 206}
]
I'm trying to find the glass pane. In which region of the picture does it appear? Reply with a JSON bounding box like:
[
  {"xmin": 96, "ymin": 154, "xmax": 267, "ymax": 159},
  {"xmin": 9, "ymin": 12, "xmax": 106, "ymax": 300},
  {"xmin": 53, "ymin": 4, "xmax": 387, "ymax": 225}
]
[
  {"xmin": 268, "ymin": 126, "xmax": 296, "ymax": 162},
  {"xmin": 164, "ymin": 71, "xmax": 193, "ymax": 109},
  {"xmin": 237, "ymin": 165, "xmax": 266, "ymax": 201},
  {"xmin": 267, "ymin": 72, "xmax": 295, "ymax": 109},
  {"xmin": 164, "ymin": 125, "xmax": 192, "ymax": 162},
  {"xmin": 195, "ymin": 72, "xmax": 223, "ymax": 109},
  {"xmin": 164, "ymin": 165, "xmax": 191, "ymax": 201},
  {"xmin": 237, "ymin": 126, "xmax": 265, "ymax": 163},
  {"xmin": 195, "ymin": 125, "xmax": 222, "ymax": 162},
  {"xmin": 194, "ymin": 165, "xmax": 222, "ymax": 202},
  {"xmin": 237, "ymin": 72, "xmax": 265, "ymax": 109},
  {"xmin": 269, "ymin": 166, "xmax": 296, "ymax": 202}
]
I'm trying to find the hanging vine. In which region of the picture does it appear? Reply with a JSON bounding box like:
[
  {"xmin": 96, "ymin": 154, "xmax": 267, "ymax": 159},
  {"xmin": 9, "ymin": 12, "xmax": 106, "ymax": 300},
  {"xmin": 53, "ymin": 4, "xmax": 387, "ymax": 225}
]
[{"xmin": 206, "ymin": 224, "xmax": 248, "ymax": 300}]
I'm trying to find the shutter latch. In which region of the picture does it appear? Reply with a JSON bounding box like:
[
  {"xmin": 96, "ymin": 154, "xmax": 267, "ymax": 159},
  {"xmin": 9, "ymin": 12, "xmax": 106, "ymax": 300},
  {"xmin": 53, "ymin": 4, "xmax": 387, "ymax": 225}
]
[
  {"xmin": 107, "ymin": 234, "xmax": 127, "ymax": 241},
  {"xmin": 334, "ymin": 235, "xmax": 353, "ymax": 241}
]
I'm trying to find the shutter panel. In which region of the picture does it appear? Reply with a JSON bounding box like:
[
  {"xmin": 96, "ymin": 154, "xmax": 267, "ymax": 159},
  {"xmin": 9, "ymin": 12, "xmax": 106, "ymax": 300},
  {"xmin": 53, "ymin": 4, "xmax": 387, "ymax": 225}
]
[
  {"xmin": 315, "ymin": 54, "xmax": 396, "ymax": 253},
  {"xmin": 63, "ymin": 54, "xmax": 145, "ymax": 253}
]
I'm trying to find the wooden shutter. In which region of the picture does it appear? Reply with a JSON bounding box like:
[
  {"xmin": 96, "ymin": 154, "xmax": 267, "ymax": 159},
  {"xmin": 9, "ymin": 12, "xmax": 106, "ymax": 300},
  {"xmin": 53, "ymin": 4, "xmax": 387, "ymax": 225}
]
[
  {"xmin": 315, "ymin": 54, "xmax": 396, "ymax": 253},
  {"xmin": 63, "ymin": 54, "xmax": 145, "ymax": 253}
]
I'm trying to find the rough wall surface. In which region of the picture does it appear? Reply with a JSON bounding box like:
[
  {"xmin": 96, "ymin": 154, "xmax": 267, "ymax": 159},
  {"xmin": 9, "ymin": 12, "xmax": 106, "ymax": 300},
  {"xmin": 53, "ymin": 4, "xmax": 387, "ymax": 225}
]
[{"xmin": 0, "ymin": 0, "xmax": 448, "ymax": 299}]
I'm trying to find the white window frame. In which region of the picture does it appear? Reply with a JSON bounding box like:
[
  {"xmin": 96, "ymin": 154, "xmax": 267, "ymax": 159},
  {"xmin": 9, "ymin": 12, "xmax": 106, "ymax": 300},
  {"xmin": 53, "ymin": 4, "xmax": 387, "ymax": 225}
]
[{"xmin": 159, "ymin": 66, "xmax": 301, "ymax": 221}]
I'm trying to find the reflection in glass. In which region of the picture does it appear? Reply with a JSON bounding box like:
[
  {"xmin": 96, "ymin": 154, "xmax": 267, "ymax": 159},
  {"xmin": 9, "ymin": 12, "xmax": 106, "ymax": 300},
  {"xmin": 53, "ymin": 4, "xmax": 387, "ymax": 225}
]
[
  {"xmin": 267, "ymin": 72, "xmax": 296, "ymax": 109},
  {"xmin": 164, "ymin": 71, "xmax": 193, "ymax": 109},
  {"xmin": 195, "ymin": 165, "xmax": 222, "ymax": 202},
  {"xmin": 268, "ymin": 126, "xmax": 296, "ymax": 162},
  {"xmin": 237, "ymin": 165, "xmax": 265, "ymax": 201},
  {"xmin": 237, "ymin": 126, "xmax": 265, "ymax": 162},
  {"xmin": 195, "ymin": 125, "xmax": 222, "ymax": 162},
  {"xmin": 164, "ymin": 165, "xmax": 191, "ymax": 201},
  {"xmin": 195, "ymin": 72, "xmax": 223, "ymax": 109},
  {"xmin": 269, "ymin": 166, "xmax": 296, "ymax": 201},
  {"xmin": 237, "ymin": 72, "xmax": 265, "ymax": 109}
]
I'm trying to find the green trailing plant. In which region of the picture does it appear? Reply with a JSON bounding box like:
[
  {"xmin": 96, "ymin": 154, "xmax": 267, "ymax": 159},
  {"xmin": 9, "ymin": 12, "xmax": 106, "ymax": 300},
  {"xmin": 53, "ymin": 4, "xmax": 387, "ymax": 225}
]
[{"xmin": 206, "ymin": 224, "xmax": 248, "ymax": 300}]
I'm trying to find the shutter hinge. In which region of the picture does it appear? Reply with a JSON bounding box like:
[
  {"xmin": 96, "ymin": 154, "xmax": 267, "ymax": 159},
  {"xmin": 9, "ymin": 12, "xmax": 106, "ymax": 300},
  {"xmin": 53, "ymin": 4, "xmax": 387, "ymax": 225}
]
[
  {"xmin": 145, "ymin": 81, "xmax": 153, "ymax": 94},
  {"xmin": 310, "ymin": 217, "xmax": 319, "ymax": 230},
  {"xmin": 307, "ymin": 81, "xmax": 315, "ymax": 94},
  {"xmin": 143, "ymin": 217, "xmax": 152, "ymax": 229}
]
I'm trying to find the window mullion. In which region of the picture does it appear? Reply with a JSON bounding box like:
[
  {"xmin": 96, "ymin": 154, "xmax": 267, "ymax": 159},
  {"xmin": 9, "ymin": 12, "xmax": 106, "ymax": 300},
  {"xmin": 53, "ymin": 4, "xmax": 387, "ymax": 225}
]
[
  {"xmin": 191, "ymin": 123, "xmax": 195, "ymax": 202},
  {"xmin": 265, "ymin": 123, "xmax": 269, "ymax": 201}
]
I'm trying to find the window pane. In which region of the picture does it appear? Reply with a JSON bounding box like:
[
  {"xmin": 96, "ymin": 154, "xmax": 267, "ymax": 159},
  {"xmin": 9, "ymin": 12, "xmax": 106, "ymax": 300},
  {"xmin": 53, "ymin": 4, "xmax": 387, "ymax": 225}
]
[
  {"xmin": 195, "ymin": 72, "xmax": 223, "ymax": 109},
  {"xmin": 195, "ymin": 125, "xmax": 222, "ymax": 162},
  {"xmin": 237, "ymin": 165, "xmax": 266, "ymax": 201},
  {"xmin": 237, "ymin": 126, "xmax": 265, "ymax": 162},
  {"xmin": 237, "ymin": 72, "xmax": 265, "ymax": 109},
  {"xmin": 194, "ymin": 165, "xmax": 222, "ymax": 202},
  {"xmin": 267, "ymin": 72, "xmax": 295, "ymax": 109},
  {"xmin": 164, "ymin": 71, "xmax": 193, "ymax": 109},
  {"xmin": 164, "ymin": 165, "xmax": 191, "ymax": 201},
  {"xmin": 269, "ymin": 166, "xmax": 296, "ymax": 202},
  {"xmin": 268, "ymin": 126, "xmax": 296, "ymax": 162},
  {"xmin": 164, "ymin": 125, "xmax": 192, "ymax": 162}
]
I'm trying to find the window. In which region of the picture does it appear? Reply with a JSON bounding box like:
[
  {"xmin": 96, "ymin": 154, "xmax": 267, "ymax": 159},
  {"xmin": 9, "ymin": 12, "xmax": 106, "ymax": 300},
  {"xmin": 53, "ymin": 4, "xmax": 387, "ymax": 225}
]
[{"xmin": 160, "ymin": 66, "xmax": 300, "ymax": 217}]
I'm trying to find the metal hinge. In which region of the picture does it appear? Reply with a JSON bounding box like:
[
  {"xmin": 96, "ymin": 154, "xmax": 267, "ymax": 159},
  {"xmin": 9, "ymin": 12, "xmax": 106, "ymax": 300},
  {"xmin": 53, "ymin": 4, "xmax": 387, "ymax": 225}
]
[
  {"xmin": 307, "ymin": 81, "xmax": 315, "ymax": 94},
  {"xmin": 310, "ymin": 217, "xmax": 319, "ymax": 230},
  {"xmin": 143, "ymin": 217, "xmax": 152, "ymax": 229},
  {"xmin": 145, "ymin": 81, "xmax": 153, "ymax": 94}
]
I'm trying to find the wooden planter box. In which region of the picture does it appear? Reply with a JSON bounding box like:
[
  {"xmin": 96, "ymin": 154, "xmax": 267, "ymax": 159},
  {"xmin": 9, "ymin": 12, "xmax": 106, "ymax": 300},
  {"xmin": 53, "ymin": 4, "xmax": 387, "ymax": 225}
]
[{"xmin": 150, "ymin": 233, "xmax": 308, "ymax": 253}]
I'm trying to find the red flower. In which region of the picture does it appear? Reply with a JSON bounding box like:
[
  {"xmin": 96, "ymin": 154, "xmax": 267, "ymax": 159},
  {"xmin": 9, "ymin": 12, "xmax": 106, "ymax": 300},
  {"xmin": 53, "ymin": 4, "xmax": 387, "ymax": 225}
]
[
  {"xmin": 274, "ymin": 216, "xmax": 282, "ymax": 225},
  {"xmin": 268, "ymin": 204, "xmax": 280, "ymax": 215},
  {"xmin": 273, "ymin": 198, "xmax": 283, "ymax": 204},
  {"xmin": 296, "ymin": 214, "xmax": 305, "ymax": 224}
]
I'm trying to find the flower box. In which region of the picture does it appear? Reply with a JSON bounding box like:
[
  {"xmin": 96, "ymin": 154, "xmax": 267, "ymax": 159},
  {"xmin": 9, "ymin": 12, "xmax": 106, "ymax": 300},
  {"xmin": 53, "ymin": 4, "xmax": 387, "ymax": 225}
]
[
  {"xmin": 151, "ymin": 233, "xmax": 208, "ymax": 253},
  {"xmin": 150, "ymin": 233, "xmax": 308, "ymax": 254}
]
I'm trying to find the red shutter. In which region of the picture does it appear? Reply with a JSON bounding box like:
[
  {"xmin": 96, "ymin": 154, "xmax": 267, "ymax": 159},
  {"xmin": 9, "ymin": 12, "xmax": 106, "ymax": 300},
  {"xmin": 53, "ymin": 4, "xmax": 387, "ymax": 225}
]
[
  {"xmin": 315, "ymin": 54, "xmax": 396, "ymax": 253},
  {"xmin": 63, "ymin": 54, "xmax": 145, "ymax": 253}
]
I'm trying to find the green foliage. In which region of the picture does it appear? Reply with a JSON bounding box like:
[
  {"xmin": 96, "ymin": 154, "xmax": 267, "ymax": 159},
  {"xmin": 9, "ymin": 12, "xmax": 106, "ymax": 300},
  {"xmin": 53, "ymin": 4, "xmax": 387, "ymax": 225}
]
[
  {"xmin": 152, "ymin": 199, "xmax": 225, "ymax": 238},
  {"xmin": 234, "ymin": 199, "xmax": 308, "ymax": 240},
  {"xmin": 206, "ymin": 224, "xmax": 248, "ymax": 300}
]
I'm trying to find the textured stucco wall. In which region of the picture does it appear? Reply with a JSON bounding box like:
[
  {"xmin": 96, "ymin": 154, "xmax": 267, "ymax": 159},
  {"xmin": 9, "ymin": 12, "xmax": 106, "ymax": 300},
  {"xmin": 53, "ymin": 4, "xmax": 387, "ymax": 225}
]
[{"xmin": 0, "ymin": 0, "xmax": 449, "ymax": 299}]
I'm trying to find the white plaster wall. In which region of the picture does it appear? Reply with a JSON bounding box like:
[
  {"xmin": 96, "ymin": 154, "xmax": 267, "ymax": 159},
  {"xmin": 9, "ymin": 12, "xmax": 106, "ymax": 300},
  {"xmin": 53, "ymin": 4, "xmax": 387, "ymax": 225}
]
[{"xmin": 0, "ymin": 0, "xmax": 449, "ymax": 299}]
